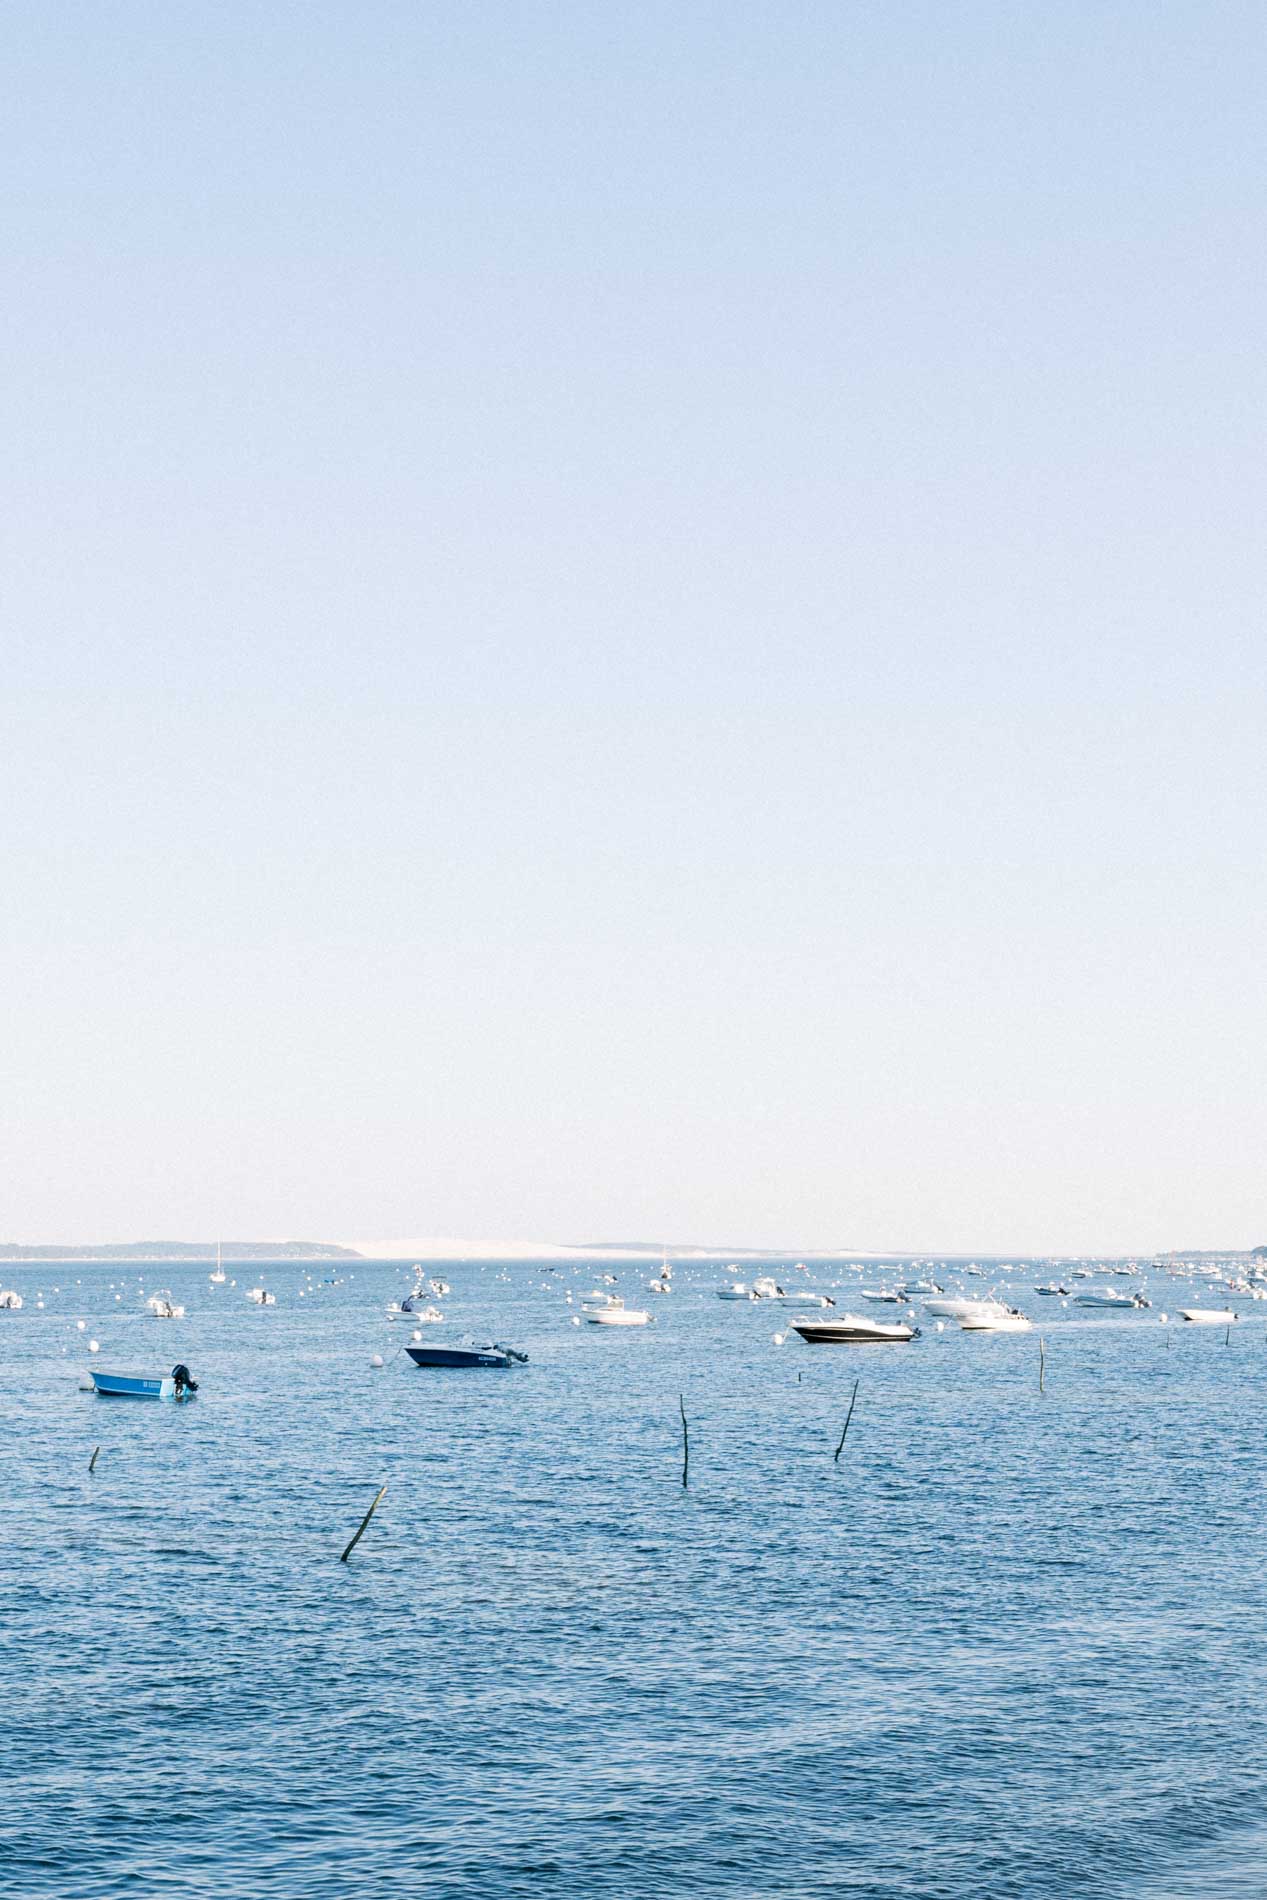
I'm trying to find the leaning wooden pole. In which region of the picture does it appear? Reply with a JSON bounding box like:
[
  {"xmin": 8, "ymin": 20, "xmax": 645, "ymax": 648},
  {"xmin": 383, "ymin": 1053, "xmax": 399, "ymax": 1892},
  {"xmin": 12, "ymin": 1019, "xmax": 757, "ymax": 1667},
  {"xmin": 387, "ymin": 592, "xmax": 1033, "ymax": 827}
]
[
  {"xmin": 340, "ymin": 1483, "xmax": 387, "ymax": 1563},
  {"xmin": 88, "ymin": 1445, "xmax": 100, "ymax": 1474},
  {"xmin": 834, "ymin": 1379, "xmax": 860, "ymax": 1463},
  {"xmin": 1039, "ymin": 1337, "xmax": 1046, "ymax": 1394},
  {"xmin": 679, "ymin": 1394, "xmax": 689, "ymax": 1489}
]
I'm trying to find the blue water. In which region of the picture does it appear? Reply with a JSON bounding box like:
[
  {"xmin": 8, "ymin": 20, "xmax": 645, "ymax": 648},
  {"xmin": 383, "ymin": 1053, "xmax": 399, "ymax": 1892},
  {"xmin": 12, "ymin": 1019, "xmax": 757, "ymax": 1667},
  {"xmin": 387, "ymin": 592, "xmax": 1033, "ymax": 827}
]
[{"xmin": 2, "ymin": 1255, "xmax": 1265, "ymax": 1898}]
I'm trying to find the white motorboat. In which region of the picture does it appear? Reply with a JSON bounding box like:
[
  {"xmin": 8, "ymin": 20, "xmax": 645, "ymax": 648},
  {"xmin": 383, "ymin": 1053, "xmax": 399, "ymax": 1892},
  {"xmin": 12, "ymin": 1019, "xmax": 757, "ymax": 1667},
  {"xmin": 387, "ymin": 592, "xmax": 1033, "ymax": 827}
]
[
  {"xmin": 1073, "ymin": 1289, "xmax": 1150, "ymax": 1309},
  {"xmin": 861, "ymin": 1289, "xmax": 906, "ymax": 1305},
  {"xmin": 581, "ymin": 1295, "xmax": 651, "ymax": 1327},
  {"xmin": 146, "ymin": 1292, "xmax": 186, "ymax": 1319},
  {"xmin": 715, "ymin": 1282, "xmax": 756, "ymax": 1300},
  {"xmin": 900, "ymin": 1279, "xmax": 942, "ymax": 1296},
  {"xmin": 791, "ymin": 1312, "xmax": 918, "ymax": 1344},
  {"xmin": 646, "ymin": 1279, "xmax": 671, "ymax": 1294},
  {"xmin": 1034, "ymin": 1283, "xmax": 1070, "ymax": 1296},
  {"xmin": 960, "ymin": 1307, "xmax": 1032, "ymax": 1333},
  {"xmin": 388, "ymin": 1300, "xmax": 443, "ymax": 1324},
  {"xmin": 924, "ymin": 1296, "xmax": 1002, "ymax": 1320},
  {"xmin": 0, "ymin": 1289, "xmax": 24, "ymax": 1310},
  {"xmin": 246, "ymin": 1287, "xmax": 276, "ymax": 1306},
  {"xmin": 1181, "ymin": 1308, "xmax": 1237, "ymax": 1325},
  {"xmin": 752, "ymin": 1275, "xmax": 833, "ymax": 1305}
]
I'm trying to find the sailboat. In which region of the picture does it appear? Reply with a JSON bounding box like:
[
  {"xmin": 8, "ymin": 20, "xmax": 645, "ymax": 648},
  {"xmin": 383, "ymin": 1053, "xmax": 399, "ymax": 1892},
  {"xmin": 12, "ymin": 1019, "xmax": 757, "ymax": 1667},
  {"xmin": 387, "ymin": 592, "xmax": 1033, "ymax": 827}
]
[{"xmin": 209, "ymin": 1242, "xmax": 226, "ymax": 1285}]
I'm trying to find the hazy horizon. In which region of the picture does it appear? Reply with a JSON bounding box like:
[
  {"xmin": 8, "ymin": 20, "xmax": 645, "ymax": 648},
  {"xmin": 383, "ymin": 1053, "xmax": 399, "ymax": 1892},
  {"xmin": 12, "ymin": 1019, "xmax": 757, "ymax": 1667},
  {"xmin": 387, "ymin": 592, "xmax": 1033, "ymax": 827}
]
[{"xmin": 4, "ymin": 5, "xmax": 1263, "ymax": 1256}]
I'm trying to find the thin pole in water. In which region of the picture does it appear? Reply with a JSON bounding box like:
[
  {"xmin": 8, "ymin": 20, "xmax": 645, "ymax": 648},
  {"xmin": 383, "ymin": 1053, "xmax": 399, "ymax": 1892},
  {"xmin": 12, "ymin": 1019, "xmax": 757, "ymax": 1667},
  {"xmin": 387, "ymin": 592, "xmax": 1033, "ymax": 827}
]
[
  {"xmin": 340, "ymin": 1484, "xmax": 387, "ymax": 1563},
  {"xmin": 679, "ymin": 1394, "xmax": 689, "ymax": 1489},
  {"xmin": 834, "ymin": 1379, "xmax": 860, "ymax": 1463},
  {"xmin": 1039, "ymin": 1337, "xmax": 1046, "ymax": 1395},
  {"xmin": 1225, "ymin": 1325, "xmax": 1231, "ymax": 1346},
  {"xmin": 88, "ymin": 1445, "xmax": 100, "ymax": 1474}
]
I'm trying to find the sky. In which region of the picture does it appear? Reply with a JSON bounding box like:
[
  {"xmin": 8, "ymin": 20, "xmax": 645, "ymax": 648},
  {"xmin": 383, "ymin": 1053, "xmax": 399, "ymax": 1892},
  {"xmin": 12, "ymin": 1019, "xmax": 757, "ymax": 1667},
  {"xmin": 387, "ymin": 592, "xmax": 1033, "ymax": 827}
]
[{"xmin": 2, "ymin": 2, "xmax": 1264, "ymax": 1254}]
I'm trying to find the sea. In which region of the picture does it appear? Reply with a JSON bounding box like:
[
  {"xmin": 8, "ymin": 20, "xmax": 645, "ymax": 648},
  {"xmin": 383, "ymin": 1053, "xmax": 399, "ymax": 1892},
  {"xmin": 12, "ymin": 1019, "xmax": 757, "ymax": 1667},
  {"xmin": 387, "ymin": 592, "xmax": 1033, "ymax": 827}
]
[{"xmin": 2, "ymin": 1252, "xmax": 1265, "ymax": 1899}]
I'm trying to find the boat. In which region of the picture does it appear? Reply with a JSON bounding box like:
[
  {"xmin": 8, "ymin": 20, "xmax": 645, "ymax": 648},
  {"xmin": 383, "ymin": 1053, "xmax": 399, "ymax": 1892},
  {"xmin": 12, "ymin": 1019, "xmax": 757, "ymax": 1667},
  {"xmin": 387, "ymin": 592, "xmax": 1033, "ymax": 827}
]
[
  {"xmin": 959, "ymin": 1307, "xmax": 1032, "ymax": 1332},
  {"xmin": 716, "ymin": 1282, "xmax": 756, "ymax": 1300},
  {"xmin": 1034, "ymin": 1283, "xmax": 1070, "ymax": 1296},
  {"xmin": 385, "ymin": 1281, "xmax": 444, "ymax": 1322},
  {"xmin": 900, "ymin": 1279, "xmax": 942, "ymax": 1296},
  {"xmin": 146, "ymin": 1292, "xmax": 186, "ymax": 1319},
  {"xmin": 792, "ymin": 1312, "xmax": 918, "ymax": 1344},
  {"xmin": 1180, "ymin": 1308, "xmax": 1237, "ymax": 1325},
  {"xmin": 209, "ymin": 1242, "xmax": 226, "ymax": 1285},
  {"xmin": 246, "ymin": 1287, "xmax": 276, "ymax": 1305},
  {"xmin": 860, "ymin": 1289, "xmax": 906, "ymax": 1305},
  {"xmin": 752, "ymin": 1276, "xmax": 832, "ymax": 1305},
  {"xmin": 581, "ymin": 1295, "xmax": 651, "ymax": 1327},
  {"xmin": 1073, "ymin": 1289, "xmax": 1150, "ymax": 1309},
  {"xmin": 90, "ymin": 1363, "xmax": 199, "ymax": 1401},
  {"xmin": 924, "ymin": 1296, "xmax": 1002, "ymax": 1320},
  {"xmin": 405, "ymin": 1339, "xmax": 527, "ymax": 1369},
  {"xmin": 0, "ymin": 1289, "xmax": 23, "ymax": 1310}
]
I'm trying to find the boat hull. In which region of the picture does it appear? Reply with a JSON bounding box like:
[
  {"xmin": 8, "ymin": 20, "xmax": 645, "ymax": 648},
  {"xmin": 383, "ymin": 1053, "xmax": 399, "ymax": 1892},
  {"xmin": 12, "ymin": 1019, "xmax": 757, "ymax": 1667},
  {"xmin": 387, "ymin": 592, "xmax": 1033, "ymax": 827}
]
[
  {"xmin": 792, "ymin": 1320, "xmax": 917, "ymax": 1345},
  {"xmin": 90, "ymin": 1371, "xmax": 194, "ymax": 1401},
  {"xmin": 404, "ymin": 1344, "xmax": 524, "ymax": 1368}
]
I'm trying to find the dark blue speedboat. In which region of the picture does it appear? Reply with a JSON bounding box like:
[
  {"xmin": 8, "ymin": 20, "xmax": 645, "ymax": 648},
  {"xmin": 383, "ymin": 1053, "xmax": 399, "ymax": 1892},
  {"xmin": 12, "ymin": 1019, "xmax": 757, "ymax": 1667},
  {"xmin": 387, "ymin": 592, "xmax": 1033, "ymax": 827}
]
[{"xmin": 405, "ymin": 1340, "xmax": 527, "ymax": 1369}]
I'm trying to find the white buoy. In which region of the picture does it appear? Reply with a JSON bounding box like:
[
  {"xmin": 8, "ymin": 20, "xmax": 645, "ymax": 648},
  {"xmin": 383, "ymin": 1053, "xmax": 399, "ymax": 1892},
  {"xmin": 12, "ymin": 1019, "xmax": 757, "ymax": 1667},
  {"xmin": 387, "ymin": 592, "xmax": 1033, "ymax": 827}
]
[
  {"xmin": 89, "ymin": 1339, "xmax": 100, "ymax": 1353},
  {"xmin": 935, "ymin": 1320, "xmax": 945, "ymax": 1331},
  {"xmin": 370, "ymin": 1353, "xmax": 384, "ymax": 1368},
  {"xmin": 76, "ymin": 1320, "xmax": 86, "ymax": 1331},
  {"xmin": 772, "ymin": 1331, "xmax": 786, "ymax": 1345}
]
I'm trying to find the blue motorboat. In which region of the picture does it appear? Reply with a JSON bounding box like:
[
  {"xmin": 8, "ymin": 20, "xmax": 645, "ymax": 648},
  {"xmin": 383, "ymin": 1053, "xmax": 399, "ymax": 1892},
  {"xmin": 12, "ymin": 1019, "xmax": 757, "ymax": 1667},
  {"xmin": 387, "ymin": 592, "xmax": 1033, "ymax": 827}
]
[
  {"xmin": 405, "ymin": 1340, "xmax": 527, "ymax": 1370},
  {"xmin": 90, "ymin": 1363, "xmax": 199, "ymax": 1401}
]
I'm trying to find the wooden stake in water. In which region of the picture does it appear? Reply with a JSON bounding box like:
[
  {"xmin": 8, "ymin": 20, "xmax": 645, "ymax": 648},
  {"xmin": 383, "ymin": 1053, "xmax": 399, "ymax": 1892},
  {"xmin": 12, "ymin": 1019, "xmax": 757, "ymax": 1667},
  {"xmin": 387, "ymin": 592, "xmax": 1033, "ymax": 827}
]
[
  {"xmin": 1039, "ymin": 1337, "xmax": 1046, "ymax": 1394},
  {"xmin": 340, "ymin": 1483, "xmax": 387, "ymax": 1563},
  {"xmin": 678, "ymin": 1394, "xmax": 690, "ymax": 1489},
  {"xmin": 88, "ymin": 1445, "xmax": 100, "ymax": 1474},
  {"xmin": 834, "ymin": 1379, "xmax": 860, "ymax": 1463}
]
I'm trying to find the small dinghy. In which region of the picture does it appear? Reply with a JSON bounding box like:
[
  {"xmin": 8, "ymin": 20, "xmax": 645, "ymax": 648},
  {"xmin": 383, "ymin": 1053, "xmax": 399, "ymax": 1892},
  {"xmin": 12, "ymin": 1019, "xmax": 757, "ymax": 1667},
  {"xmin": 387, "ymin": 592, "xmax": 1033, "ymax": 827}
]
[
  {"xmin": 716, "ymin": 1281, "xmax": 755, "ymax": 1300},
  {"xmin": 1073, "ymin": 1289, "xmax": 1150, "ymax": 1309},
  {"xmin": 405, "ymin": 1339, "xmax": 527, "ymax": 1369},
  {"xmin": 246, "ymin": 1287, "xmax": 276, "ymax": 1305},
  {"xmin": 792, "ymin": 1312, "xmax": 919, "ymax": 1344},
  {"xmin": 1034, "ymin": 1283, "xmax": 1070, "ymax": 1296},
  {"xmin": 1181, "ymin": 1308, "xmax": 1237, "ymax": 1326},
  {"xmin": 91, "ymin": 1363, "xmax": 199, "ymax": 1401},
  {"xmin": 0, "ymin": 1289, "xmax": 24, "ymax": 1310}
]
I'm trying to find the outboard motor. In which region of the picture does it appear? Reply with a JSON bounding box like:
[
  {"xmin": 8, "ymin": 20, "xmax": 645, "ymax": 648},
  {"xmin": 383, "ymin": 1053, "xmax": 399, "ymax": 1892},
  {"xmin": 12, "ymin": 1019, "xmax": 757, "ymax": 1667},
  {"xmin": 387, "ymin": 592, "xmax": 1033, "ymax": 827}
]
[{"xmin": 171, "ymin": 1363, "xmax": 198, "ymax": 1399}]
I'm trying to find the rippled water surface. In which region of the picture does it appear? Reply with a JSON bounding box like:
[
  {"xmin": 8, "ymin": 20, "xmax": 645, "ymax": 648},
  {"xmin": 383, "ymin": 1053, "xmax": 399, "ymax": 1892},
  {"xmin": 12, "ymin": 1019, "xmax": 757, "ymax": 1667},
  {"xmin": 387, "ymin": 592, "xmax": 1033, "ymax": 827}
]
[{"xmin": 3, "ymin": 1255, "xmax": 1265, "ymax": 1898}]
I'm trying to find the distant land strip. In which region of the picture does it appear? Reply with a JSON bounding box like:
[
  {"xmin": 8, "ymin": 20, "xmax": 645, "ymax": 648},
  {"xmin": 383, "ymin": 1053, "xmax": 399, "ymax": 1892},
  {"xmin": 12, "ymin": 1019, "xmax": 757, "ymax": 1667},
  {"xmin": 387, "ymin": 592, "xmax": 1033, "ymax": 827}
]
[{"xmin": 0, "ymin": 1241, "xmax": 359, "ymax": 1261}]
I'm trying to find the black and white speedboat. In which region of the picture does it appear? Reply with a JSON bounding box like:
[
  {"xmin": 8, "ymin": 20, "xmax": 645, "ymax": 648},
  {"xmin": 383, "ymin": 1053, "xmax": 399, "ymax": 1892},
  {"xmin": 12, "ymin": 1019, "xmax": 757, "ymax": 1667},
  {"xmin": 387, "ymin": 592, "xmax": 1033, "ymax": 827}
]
[
  {"xmin": 791, "ymin": 1312, "xmax": 919, "ymax": 1345},
  {"xmin": 405, "ymin": 1337, "xmax": 528, "ymax": 1369}
]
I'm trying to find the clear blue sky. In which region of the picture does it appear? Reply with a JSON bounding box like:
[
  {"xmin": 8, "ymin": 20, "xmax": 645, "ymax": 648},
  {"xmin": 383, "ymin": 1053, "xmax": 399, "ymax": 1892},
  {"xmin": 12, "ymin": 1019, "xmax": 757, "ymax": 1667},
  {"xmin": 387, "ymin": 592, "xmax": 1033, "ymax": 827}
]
[{"xmin": 3, "ymin": 3, "xmax": 1263, "ymax": 1251}]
